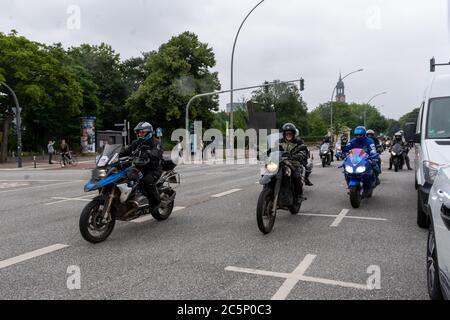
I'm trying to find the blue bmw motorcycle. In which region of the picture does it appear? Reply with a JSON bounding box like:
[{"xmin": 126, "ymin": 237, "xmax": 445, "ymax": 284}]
[
  {"xmin": 343, "ymin": 148, "xmax": 377, "ymax": 208},
  {"xmin": 80, "ymin": 144, "xmax": 179, "ymax": 243}
]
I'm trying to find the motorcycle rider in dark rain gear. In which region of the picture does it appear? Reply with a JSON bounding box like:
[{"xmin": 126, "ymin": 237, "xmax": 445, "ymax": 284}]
[
  {"xmin": 367, "ymin": 129, "xmax": 383, "ymax": 174},
  {"xmin": 274, "ymin": 123, "xmax": 313, "ymax": 192},
  {"xmin": 120, "ymin": 122, "xmax": 164, "ymax": 213},
  {"xmin": 388, "ymin": 132, "xmax": 413, "ymax": 170}
]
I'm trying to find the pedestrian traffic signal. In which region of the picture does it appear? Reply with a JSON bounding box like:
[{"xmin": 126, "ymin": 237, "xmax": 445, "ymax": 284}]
[{"xmin": 299, "ymin": 78, "xmax": 305, "ymax": 91}]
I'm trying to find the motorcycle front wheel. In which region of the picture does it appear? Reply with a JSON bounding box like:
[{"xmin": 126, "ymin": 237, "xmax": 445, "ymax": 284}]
[
  {"xmin": 79, "ymin": 200, "xmax": 116, "ymax": 244},
  {"xmin": 256, "ymin": 187, "xmax": 277, "ymax": 234},
  {"xmin": 349, "ymin": 186, "xmax": 361, "ymax": 208}
]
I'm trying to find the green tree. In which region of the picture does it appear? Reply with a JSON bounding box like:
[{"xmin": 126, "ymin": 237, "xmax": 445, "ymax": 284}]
[
  {"xmin": 251, "ymin": 80, "xmax": 309, "ymax": 135},
  {"xmin": 67, "ymin": 43, "xmax": 127, "ymax": 129},
  {"xmin": 0, "ymin": 31, "xmax": 82, "ymax": 155},
  {"xmin": 127, "ymin": 32, "xmax": 221, "ymax": 133},
  {"xmin": 398, "ymin": 108, "xmax": 419, "ymax": 129}
]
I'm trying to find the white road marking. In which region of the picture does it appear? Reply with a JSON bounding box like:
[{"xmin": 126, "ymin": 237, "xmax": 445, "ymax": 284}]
[
  {"xmin": 331, "ymin": 209, "xmax": 350, "ymax": 227},
  {"xmin": 0, "ymin": 244, "xmax": 69, "ymax": 270},
  {"xmin": 45, "ymin": 195, "xmax": 95, "ymax": 205},
  {"xmin": 211, "ymin": 189, "xmax": 242, "ymax": 198},
  {"xmin": 0, "ymin": 181, "xmax": 82, "ymax": 194},
  {"xmin": 272, "ymin": 254, "xmax": 316, "ymax": 300},
  {"xmin": 0, "ymin": 182, "xmax": 30, "ymax": 189},
  {"xmin": 131, "ymin": 207, "xmax": 186, "ymax": 223},
  {"xmin": 225, "ymin": 254, "xmax": 372, "ymax": 300},
  {"xmin": 299, "ymin": 211, "xmax": 387, "ymax": 226}
]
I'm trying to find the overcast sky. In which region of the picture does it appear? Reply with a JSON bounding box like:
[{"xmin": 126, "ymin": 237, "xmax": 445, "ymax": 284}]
[{"xmin": 2, "ymin": 0, "xmax": 450, "ymax": 120}]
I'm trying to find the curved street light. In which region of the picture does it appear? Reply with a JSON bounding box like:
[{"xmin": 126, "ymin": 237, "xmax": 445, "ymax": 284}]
[
  {"xmin": 329, "ymin": 68, "xmax": 364, "ymax": 136},
  {"xmin": 364, "ymin": 91, "xmax": 388, "ymax": 127},
  {"xmin": 230, "ymin": 0, "xmax": 265, "ymax": 133},
  {"xmin": 0, "ymin": 81, "xmax": 22, "ymax": 168}
]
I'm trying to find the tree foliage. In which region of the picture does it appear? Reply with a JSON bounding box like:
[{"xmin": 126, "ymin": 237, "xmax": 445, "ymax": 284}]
[
  {"xmin": 127, "ymin": 32, "xmax": 221, "ymax": 132},
  {"xmin": 250, "ymin": 80, "xmax": 309, "ymax": 136}
]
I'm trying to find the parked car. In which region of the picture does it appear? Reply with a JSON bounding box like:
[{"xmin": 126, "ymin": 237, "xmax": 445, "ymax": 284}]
[
  {"xmin": 414, "ymin": 74, "xmax": 450, "ymax": 228},
  {"xmin": 426, "ymin": 165, "xmax": 450, "ymax": 300}
]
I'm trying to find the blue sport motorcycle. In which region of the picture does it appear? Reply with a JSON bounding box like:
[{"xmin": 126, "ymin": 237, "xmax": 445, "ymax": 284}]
[
  {"xmin": 80, "ymin": 144, "xmax": 179, "ymax": 243},
  {"xmin": 343, "ymin": 148, "xmax": 378, "ymax": 208}
]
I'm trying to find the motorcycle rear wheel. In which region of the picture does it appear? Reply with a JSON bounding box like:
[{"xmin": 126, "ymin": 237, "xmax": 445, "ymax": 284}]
[
  {"xmin": 257, "ymin": 188, "xmax": 277, "ymax": 234},
  {"xmin": 151, "ymin": 199, "xmax": 174, "ymax": 221}
]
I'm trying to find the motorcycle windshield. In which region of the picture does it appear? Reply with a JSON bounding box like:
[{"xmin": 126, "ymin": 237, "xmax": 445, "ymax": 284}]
[
  {"xmin": 320, "ymin": 143, "xmax": 330, "ymax": 153},
  {"xmin": 392, "ymin": 143, "xmax": 403, "ymax": 154},
  {"xmin": 347, "ymin": 148, "xmax": 368, "ymax": 166},
  {"xmin": 97, "ymin": 144, "xmax": 122, "ymax": 167},
  {"xmin": 268, "ymin": 151, "xmax": 283, "ymax": 163}
]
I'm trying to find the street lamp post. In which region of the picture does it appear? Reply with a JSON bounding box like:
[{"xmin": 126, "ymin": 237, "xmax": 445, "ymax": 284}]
[
  {"xmin": 230, "ymin": 0, "xmax": 265, "ymax": 134},
  {"xmin": 364, "ymin": 91, "xmax": 387, "ymax": 128},
  {"xmin": 0, "ymin": 81, "xmax": 22, "ymax": 168},
  {"xmin": 329, "ymin": 69, "xmax": 364, "ymax": 137}
]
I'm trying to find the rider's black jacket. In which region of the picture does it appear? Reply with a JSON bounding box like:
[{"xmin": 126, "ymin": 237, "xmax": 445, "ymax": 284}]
[
  {"xmin": 276, "ymin": 138, "xmax": 309, "ymax": 167},
  {"xmin": 120, "ymin": 136, "xmax": 163, "ymax": 173}
]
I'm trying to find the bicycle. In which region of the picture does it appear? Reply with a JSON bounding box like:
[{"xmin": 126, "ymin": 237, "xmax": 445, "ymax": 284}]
[{"xmin": 60, "ymin": 151, "xmax": 78, "ymax": 167}]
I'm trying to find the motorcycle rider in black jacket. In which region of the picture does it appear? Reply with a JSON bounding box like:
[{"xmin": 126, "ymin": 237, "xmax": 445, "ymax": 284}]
[
  {"xmin": 273, "ymin": 123, "xmax": 313, "ymax": 193},
  {"xmin": 120, "ymin": 122, "xmax": 164, "ymax": 213},
  {"xmin": 388, "ymin": 132, "xmax": 412, "ymax": 170}
]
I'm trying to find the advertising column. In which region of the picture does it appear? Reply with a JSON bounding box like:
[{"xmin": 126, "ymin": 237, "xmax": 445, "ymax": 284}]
[{"xmin": 80, "ymin": 117, "xmax": 96, "ymax": 154}]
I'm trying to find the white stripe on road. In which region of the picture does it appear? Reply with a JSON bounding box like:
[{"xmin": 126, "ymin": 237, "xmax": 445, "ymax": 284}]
[
  {"xmin": 211, "ymin": 189, "xmax": 242, "ymax": 198},
  {"xmin": 0, "ymin": 244, "xmax": 69, "ymax": 270},
  {"xmin": 0, "ymin": 181, "xmax": 82, "ymax": 194},
  {"xmin": 45, "ymin": 195, "xmax": 95, "ymax": 205},
  {"xmin": 300, "ymin": 212, "xmax": 387, "ymax": 224},
  {"xmin": 131, "ymin": 207, "xmax": 186, "ymax": 224},
  {"xmin": 272, "ymin": 254, "xmax": 316, "ymax": 300},
  {"xmin": 226, "ymin": 254, "xmax": 371, "ymax": 300},
  {"xmin": 330, "ymin": 209, "xmax": 350, "ymax": 227}
]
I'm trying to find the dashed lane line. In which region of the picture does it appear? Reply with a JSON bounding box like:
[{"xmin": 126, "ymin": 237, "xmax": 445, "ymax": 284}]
[
  {"xmin": 0, "ymin": 244, "xmax": 69, "ymax": 270},
  {"xmin": 211, "ymin": 189, "xmax": 242, "ymax": 198}
]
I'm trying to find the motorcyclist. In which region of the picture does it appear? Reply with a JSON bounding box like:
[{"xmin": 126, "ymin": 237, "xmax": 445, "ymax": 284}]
[
  {"xmin": 337, "ymin": 134, "xmax": 349, "ymax": 160},
  {"xmin": 272, "ymin": 123, "xmax": 313, "ymax": 192},
  {"xmin": 343, "ymin": 126, "xmax": 381, "ymax": 185},
  {"xmin": 388, "ymin": 132, "xmax": 412, "ymax": 170},
  {"xmin": 120, "ymin": 122, "xmax": 164, "ymax": 213},
  {"xmin": 367, "ymin": 129, "xmax": 383, "ymax": 174},
  {"xmin": 320, "ymin": 136, "xmax": 334, "ymax": 162}
]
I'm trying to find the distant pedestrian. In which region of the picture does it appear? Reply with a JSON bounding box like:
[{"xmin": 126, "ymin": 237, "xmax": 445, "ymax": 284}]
[{"xmin": 47, "ymin": 139, "xmax": 55, "ymax": 164}]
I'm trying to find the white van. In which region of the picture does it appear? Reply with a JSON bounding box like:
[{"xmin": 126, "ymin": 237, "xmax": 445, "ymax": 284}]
[{"xmin": 415, "ymin": 74, "xmax": 450, "ymax": 228}]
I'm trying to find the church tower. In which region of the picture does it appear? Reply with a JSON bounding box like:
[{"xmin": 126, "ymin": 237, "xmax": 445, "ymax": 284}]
[{"xmin": 335, "ymin": 73, "xmax": 346, "ymax": 103}]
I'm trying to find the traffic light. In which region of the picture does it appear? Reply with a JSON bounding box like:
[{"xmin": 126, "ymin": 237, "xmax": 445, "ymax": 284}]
[
  {"xmin": 263, "ymin": 81, "xmax": 269, "ymax": 93},
  {"xmin": 299, "ymin": 78, "xmax": 305, "ymax": 91},
  {"xmin": 430, "ymin": 57, "xmax": 436, "ymax": 72}
]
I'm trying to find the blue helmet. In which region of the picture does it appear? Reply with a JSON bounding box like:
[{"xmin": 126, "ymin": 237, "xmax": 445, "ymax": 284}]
[{"xmin": 354, "ymin": 126, "xmax": 366, "ymax": 136}]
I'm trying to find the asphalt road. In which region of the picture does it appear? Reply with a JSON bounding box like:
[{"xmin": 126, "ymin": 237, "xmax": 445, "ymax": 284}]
[{"xmin": 0, "ymin": 150, "xmax": 428, "ymax": 300}]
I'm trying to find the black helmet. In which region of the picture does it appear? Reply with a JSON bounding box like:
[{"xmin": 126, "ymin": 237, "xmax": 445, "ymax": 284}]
[
  {"xmin": 282, "ymin": 123, "xmax": 298, "ymax": 137},
  {"xmin": 134, "ymin": 122, "xmax": 153, "ymax": 139}
]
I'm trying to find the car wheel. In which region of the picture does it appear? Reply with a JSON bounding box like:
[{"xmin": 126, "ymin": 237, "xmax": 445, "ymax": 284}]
[{"xmin": 427, "ymin": 224, "xmax": 443, "ymax": 300}]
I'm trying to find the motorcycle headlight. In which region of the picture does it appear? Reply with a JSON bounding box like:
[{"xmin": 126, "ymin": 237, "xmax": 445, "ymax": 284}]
[
  {"xmin": 424, "ymin": 161, "xmax": 440, "ymax": 184},
  {"xmin": 345, "ymin": 166, "xmax": 354, "ymax": 174},
  {"xmin": 356, "ymin": 166, "xmax": 366, "ymax": 174},
  {"xmin": 266, "ymin": 161, "xmax": 279, "ymax": 173},
  {"xmin": 391, "ymin": 152, "xmax": 396, "ymax": 156},
  {"xmin": 98, "ymin": 169, "xmax": 107, "ymax": 178}
]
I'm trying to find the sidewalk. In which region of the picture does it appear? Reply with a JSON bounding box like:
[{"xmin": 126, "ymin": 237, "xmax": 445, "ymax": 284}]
[{"xmin": 0, "ymin": 155, "xmax": 97, "ymax": 170}]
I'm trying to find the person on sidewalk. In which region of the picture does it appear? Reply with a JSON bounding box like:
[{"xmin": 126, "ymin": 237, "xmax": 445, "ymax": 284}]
[{"xmin": 47, "ymin": 139, "xmax": 55, "ymax": 164}]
